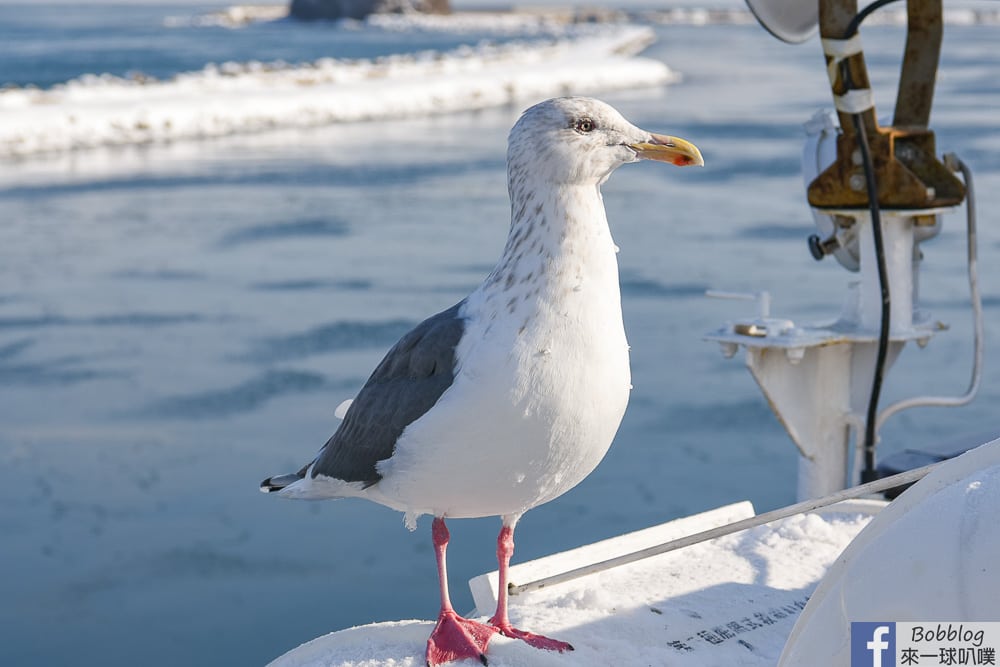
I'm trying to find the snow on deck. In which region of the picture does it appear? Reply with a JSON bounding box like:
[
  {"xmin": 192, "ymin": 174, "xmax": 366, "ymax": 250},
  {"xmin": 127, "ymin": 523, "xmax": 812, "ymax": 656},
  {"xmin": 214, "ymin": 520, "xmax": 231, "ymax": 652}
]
[
  {"xmin": 0, "ymin": 24, "xmax": 673, "ymax": 158},
  {"xmin": 268, "ymin": 500, "xmax": 880, "ymax": 666}
]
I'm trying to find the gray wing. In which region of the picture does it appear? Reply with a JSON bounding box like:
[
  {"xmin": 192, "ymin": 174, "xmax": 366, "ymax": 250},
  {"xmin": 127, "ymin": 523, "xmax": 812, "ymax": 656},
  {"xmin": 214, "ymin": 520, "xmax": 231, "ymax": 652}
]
[{"xmin": 309, "ymin": 300, "xmax": 466, "ymax": 487}]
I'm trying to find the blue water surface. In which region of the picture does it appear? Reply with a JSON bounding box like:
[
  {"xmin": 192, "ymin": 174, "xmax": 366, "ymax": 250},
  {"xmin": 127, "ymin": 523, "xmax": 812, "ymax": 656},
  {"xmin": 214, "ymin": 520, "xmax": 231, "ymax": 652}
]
[{"xmin": 0, "ymin": 2, "xmax": 511, "ymax": 88}]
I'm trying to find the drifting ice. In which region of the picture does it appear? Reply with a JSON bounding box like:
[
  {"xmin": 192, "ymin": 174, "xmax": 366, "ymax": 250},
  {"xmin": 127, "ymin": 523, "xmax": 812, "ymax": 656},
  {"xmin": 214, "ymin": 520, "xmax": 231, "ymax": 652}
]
[{"xmin": 0, "ymin": 26, "xmax": 675, "ymax": 158}]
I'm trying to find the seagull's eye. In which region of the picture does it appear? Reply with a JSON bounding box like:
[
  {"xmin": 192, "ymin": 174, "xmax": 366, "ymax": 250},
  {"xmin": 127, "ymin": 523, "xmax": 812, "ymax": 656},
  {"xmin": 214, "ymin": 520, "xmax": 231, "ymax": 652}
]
[{"xmin": 573, "ymin": 118, "xmax": 596, "ymax": 134}]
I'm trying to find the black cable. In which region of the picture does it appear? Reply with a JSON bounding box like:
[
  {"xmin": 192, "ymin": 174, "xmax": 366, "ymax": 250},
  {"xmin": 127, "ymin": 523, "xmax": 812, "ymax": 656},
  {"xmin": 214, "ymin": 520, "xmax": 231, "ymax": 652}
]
[
  {"xmin": 845, "ymin": 0, "xmax": 1000, "ymax": 38},
  {"xmin": 844, "ymin": 0, "xmax": 906, "ymax": 38},
  {"xmin": 837, "ymin": 4, "xmax": 896, "ymax": 482},
  {"xmin": 852, "ymin": 112, "xmax": 891, "ymax": 483}
]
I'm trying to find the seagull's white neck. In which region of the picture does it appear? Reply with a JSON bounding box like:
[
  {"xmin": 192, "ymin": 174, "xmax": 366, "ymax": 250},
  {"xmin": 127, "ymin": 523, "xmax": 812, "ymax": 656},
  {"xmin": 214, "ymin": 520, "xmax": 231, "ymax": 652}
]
[{"xmin": 482, "ymin": 180, "xmax": 620, "ymax": 305}]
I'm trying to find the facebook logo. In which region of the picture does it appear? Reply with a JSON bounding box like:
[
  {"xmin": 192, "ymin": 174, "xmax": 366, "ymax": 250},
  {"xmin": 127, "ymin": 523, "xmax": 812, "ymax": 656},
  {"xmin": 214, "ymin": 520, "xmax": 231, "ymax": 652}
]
[{"xmin": 851, "ymin": 622, "xmax": 896, "ymax": 667}]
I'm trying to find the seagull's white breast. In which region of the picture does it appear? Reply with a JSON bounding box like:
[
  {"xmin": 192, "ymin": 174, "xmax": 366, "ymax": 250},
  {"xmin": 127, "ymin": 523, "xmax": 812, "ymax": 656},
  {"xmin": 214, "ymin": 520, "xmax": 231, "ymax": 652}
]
[{"xmin": 374, "ymin": 187, "xmax": 631, "ymax": 520}]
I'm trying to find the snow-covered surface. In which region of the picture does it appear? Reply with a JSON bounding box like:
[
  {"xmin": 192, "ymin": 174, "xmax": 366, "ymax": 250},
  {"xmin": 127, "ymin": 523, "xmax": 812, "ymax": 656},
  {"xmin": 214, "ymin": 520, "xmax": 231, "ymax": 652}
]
[
  {"xmin": 467, "ymin": 500, "xmax": 754, "ymax": 612},
  {"xmin": 0, "ymin": 24, "xmax": 673, "ymax": 158},
  {"xmin": 780, "ymin": 438, "xmax": 1000, "ymax": 666},
  {"xmin": 269, "ymin": 500, "xmax": 880, "ymax": 666}
]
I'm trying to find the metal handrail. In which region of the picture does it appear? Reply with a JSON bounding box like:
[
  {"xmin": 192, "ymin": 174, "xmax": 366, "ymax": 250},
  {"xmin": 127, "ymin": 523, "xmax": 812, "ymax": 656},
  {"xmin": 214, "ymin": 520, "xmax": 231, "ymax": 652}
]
[{"xmin": 508, "ymin": 463, "xmax": 938, "ymax": 596}]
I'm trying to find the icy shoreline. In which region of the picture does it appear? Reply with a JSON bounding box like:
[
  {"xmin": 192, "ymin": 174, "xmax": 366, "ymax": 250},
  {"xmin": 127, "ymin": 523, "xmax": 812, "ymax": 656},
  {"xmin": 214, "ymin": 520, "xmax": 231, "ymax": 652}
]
[{"xmin": 0, "ymin": 25, "xmax": 674, "ymax": 159}]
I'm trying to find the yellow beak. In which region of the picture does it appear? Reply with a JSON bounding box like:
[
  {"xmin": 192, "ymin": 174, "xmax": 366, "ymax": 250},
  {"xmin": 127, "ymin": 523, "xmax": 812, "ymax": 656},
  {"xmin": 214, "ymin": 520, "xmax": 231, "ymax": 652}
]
[{"xmin": 629, "ymin": 133, "xmax": 704, "ymax": 167}]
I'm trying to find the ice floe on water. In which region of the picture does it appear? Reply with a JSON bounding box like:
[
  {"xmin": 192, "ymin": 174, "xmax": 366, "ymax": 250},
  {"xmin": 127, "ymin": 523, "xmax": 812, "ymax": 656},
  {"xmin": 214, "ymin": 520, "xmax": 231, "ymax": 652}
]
[
  {"xmin": 0, "ymin": 24, "xmax": 674, "ymax": 158},
  {"xmin": 175, "ymin": 5, "xmax": 621, "ymax": 33},
  {"xmin": 164, "ymin": 4, "xmax": 290, "ymax": 28}
]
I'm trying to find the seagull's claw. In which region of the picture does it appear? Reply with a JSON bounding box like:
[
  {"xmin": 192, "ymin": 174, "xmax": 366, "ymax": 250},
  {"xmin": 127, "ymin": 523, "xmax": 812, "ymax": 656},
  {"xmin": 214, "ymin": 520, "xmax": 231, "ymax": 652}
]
[
  {"xmin": 426, "ymin": 610, "xmax": 497, "ymax": 666},
  {"xmin": 489, "ymin": 621, "xmax": 574, "ymax": 652}
]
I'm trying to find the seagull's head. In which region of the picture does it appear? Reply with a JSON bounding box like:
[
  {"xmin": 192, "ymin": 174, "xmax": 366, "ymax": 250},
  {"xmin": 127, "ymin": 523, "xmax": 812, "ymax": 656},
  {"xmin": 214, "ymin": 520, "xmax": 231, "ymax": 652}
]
[{"xmin": 507, "ymin": 97, "xmax": 703, "ymax": 187}]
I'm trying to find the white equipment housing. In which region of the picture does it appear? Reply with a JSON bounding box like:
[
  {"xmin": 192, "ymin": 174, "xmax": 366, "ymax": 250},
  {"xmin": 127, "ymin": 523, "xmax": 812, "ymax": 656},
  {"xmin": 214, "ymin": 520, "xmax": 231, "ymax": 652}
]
[{"xmin": 706, "ymin": 110, "xmax": 963, "ymax": 501}]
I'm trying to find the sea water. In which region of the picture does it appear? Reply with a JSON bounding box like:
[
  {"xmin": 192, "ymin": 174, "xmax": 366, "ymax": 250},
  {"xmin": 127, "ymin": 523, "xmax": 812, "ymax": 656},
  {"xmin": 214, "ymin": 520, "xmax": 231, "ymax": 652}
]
[{"xmin": 0, "ymin": 3, "xmax": 998, "ymax": 665}]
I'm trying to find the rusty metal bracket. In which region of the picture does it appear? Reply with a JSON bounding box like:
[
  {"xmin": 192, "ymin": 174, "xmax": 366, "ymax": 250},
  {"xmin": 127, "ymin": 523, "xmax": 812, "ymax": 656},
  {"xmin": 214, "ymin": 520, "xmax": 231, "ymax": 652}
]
[{"xmin": 807, "ymin": 0, "xmax": 965, "ymax": 210}]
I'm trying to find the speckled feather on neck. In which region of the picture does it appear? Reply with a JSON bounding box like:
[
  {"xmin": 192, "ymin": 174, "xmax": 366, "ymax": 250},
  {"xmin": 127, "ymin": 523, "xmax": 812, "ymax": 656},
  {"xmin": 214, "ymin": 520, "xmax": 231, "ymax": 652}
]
[{"xmin": 485, "ymin": 183, "xmax": 614, "ymax": 313}]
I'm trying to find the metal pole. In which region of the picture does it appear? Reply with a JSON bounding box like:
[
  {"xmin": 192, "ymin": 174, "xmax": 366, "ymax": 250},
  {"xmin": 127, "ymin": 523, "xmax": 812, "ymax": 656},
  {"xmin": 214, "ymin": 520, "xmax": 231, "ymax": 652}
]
[{"xmin": 508, "ymin": 462, "xmax": 938, "ymax": 596}]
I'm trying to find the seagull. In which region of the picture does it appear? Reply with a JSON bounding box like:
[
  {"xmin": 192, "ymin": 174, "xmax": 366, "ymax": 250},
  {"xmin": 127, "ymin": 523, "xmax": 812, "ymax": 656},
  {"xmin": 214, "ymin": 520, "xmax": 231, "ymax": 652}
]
[{"xmin": 261, "ymin": 96, "xmax": 702, "ymax": 666}]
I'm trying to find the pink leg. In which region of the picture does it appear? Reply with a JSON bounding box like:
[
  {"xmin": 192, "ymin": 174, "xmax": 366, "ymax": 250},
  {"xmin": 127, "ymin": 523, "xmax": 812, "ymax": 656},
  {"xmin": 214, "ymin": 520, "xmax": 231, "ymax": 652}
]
[
  {"xmin": 426, "ymin": 517, "xmax": 497, "ymax": 667},
  {"xmin": 487, "ymin": 524, "xmax": 574, "ymax": 652}
]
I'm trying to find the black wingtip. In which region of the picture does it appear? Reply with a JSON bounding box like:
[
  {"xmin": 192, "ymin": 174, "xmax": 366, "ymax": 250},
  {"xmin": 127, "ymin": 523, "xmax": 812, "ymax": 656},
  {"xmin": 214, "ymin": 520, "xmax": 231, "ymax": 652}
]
[{"xmin": 260, "ymin": 471, "xmax": 305, "ymax": 494}]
